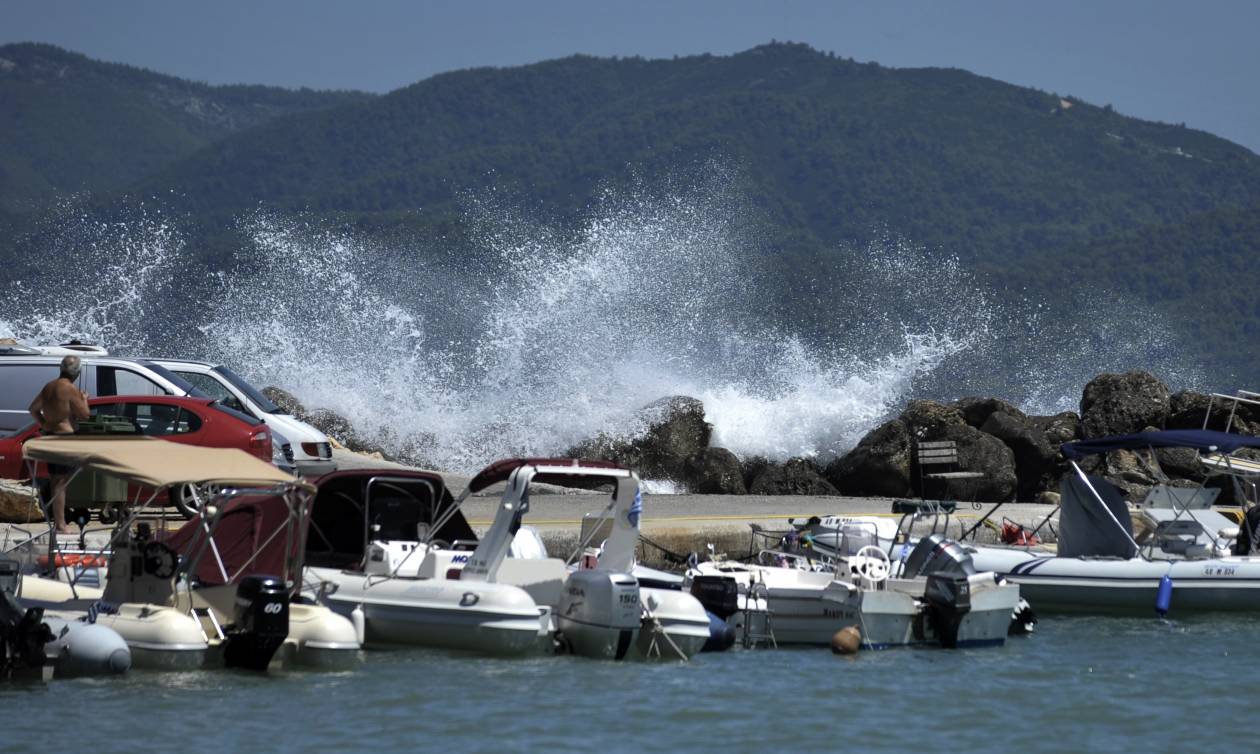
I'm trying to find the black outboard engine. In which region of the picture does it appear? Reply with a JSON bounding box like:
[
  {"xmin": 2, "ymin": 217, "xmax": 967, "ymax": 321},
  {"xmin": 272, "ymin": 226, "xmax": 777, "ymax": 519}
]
[
  {"xmin": 223, "ymin": 575, "xmax": 290, "ymax": 671},
  {"xmin": 0, "ymin": 558, "xmax": 54, "ymax": 680},
  {"xmin": 689, "ymin": 575, "xmax": 739, "ymax": 619},
  {"xmin": 902, "ymin": 534, "xmax": 977, "ymax": 580},
  {"xmin": 689, "ymin": 575, "xmax": 739, "ymax": 653},
  {"xmin": 924, "ymin": 573, "xmax": 971, "ymax": 649}
]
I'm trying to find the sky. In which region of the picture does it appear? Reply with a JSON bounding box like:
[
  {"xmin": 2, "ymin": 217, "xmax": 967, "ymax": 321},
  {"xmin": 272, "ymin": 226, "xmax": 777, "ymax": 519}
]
[{"xmin": 3, "ymin": 0, "xmax": 1258, "ymax": 152}]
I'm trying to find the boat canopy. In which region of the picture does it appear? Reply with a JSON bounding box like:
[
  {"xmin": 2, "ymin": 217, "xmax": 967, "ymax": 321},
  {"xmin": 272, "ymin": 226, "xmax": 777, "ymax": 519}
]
[
  {"xmin": 463, "ymin": 457, "xmax": 629, "ymax": 495},
  {"xmin": 1061, "ymin": 430, "xmax": 1260, "ymax": 460},
  {"xmin": 164, "ymin": 494, "xmax": 304, "ymax": 586},
  {"xmin": 23, "ymin": 435, "xmax": 310, "ymax": 491}
]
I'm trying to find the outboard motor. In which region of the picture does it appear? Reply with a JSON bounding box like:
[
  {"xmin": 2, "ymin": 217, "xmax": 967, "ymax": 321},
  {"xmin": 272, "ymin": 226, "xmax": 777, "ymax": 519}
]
[
  {"xmin": 556, "ymin": 570, "xmax": 641, "ymax": 660},
  {"xmin": 902, "ymin": 534, "xmax": 977, "ymax": 580},
  {"xmin": 924, "ymin": 573, "xmax": 971, "ymax": 649},
  {"xmin": 688, "ymin": 575, "xmax": 739, "ymax": 652},
  {"xmin": 224, "ymin": 575, "xmax": 290, "ymax": 671},
  {"xmin": 0, "ymin": 558, "xmax": 54, "ymax": 681},
  {"xmin": 689, "ymin": 575, "xmax": 739, "ymax": 620}
]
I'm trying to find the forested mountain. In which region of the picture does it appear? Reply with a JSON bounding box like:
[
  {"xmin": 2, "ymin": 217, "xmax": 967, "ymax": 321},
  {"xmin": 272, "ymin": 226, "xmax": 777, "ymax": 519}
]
[
  {"xmin": 135, "ymin": 42, "xmax": 1260, "ymax": 271},
  {"xmin": 3, "ymin": 42, "xmax": 1259, "ymax": 376},
  {"xmin": 0, "ymin": 43, "xmax": 372, "ymax": 211}
]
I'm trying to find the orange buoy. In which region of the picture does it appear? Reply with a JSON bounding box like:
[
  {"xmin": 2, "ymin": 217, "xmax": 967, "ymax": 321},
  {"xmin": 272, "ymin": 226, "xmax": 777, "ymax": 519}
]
[{"xmin": 831, "ymin": 625, "xmax": 861, "ymax": 655}]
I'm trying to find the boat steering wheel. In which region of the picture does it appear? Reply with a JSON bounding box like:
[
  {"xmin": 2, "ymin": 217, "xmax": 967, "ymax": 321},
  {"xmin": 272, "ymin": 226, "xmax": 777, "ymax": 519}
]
[{"xmin": 852, "ymin": 546, "xmax": 891, "ymax": 584}]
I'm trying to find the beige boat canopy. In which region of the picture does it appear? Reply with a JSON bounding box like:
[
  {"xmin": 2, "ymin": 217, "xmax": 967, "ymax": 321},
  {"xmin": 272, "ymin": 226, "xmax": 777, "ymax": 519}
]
[{"xmin": 23, "ymin": 435, "xmax": 312, "ymax": 491}]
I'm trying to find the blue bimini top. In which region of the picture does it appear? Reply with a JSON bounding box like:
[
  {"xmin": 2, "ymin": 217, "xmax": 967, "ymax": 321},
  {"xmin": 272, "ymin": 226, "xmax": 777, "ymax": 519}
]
[{"xmin": 1061, "ymin": 429, "xmax": 1260, "ymax": 459}]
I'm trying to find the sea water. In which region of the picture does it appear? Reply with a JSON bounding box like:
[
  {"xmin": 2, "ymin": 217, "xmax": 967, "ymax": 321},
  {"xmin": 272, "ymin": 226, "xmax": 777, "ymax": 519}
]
[{"xmin": 2, "ymin": 615, "xmax": 1250, "ymax": 753}]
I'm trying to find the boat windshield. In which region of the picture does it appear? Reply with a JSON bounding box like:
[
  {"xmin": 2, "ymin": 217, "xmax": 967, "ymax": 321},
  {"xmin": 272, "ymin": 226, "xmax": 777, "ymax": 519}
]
[{"xmin": 212, "ymin": 366, "xmax": 281, "ymax": 413}]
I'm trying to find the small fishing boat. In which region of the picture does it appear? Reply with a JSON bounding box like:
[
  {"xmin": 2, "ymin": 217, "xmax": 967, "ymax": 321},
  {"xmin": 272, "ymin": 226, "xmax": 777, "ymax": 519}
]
[
  {"xmin": 305, "ymin": 459, "xmax": 711, "ymax": 660},
  {"xmin": 14, "ymin": 435, "xmax": 360, "ymax": 670},
  {"xmin": 967, "ymin": 429, "xmax": 1260, "ymax": 614}
]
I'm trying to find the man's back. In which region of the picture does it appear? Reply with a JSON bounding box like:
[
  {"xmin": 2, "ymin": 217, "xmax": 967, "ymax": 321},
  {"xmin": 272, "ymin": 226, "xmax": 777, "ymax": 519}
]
[{"xmin": 32, "ymin": 377, "xmax": 89, "ymax": 434}]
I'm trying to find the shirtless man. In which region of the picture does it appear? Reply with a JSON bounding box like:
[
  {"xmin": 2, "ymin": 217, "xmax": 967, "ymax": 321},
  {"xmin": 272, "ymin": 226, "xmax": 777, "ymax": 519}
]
[{"xmin": 29, "ymin": 355, "xmax": 91, "ymax": 533}]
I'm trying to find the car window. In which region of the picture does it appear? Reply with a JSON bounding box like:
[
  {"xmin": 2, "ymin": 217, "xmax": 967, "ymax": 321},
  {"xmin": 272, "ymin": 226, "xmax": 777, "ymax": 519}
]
[
  {"xmin": 175, "ymin": 371, "xmax": 250, "ymax": 413},
  {"xmin": 118, "ymin": 403, "xmax": 202, "ymax": 436},
  {"xmin": 0, "ymin": 365, "xmax": 65, "ymax": 433},
  {"xmin": 97, "ymin": 366, "xmax": 165, "ymax": 397}
]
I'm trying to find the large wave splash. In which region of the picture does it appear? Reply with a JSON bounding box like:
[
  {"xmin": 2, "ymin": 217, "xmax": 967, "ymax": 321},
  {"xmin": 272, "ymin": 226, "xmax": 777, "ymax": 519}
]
[
  {"xmin": 0, "ymin": 203, "xmax": 185, "ymax": 352},
  {"xmin": 200, "ymin": 178, "xmax": 979, "ymax": 470},
  {"xmin": 0, "ymin": 180, "xmax": 1205, "ymax": 474}
]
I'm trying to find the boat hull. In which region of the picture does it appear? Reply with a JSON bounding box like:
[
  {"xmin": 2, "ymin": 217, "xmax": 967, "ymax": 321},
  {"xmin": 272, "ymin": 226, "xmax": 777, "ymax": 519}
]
[
  {"xmin": 308, "ymin": 567, "xmax": 548, "ymax": 656},
  {"xmin": 970, "ymin": 547, "xmax": 1260, "ymax": 614}
]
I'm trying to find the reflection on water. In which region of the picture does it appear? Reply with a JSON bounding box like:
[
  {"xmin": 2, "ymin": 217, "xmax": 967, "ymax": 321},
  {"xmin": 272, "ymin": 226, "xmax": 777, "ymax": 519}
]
[{"xmin": 2, "ymin": 615, "xmax": 1250, "ymax": 754}]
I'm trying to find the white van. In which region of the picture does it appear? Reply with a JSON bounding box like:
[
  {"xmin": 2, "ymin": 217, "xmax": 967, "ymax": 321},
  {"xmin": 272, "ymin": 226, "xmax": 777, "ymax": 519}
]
[{"xmin": 149, "ymin": 359, "xmax": 336, "ymax": 476}]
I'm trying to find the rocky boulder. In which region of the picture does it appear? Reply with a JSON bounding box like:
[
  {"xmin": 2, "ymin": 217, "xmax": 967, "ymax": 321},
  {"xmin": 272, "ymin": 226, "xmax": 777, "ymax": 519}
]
[
  {"xmin": 912, "ymin": 424, "xmax": 1017, "ymax": 503},
  {"xmin": 1166, "ymin": 390, "xmax": 1260, "ymax": 435},
  {"xmin": 825, "ymin": 419, "xmax": 913, "ymax": 497},
  {"xmin": 749, "ymin": 458, "xmax": 839, "ymax": 496},
  {"xmin": 680, "ymin": 448, "xmax": 747, "ymax": 494},
  {"xmin": 261, "ymin": 386, "xmax": 308, "ymax": 418},
  {"xmin": 900, "ymin": 400, "xmax": 967, "ymax": 437},
  {"xmin": 952, "ymin": 397, "xmax": 1027, "ymax": 429},
  {"xmin": 1030, "ymin": 412, "xmax": 1081, "ymax": 447},
  {"xmin": 980, "ymin": 411, "xmax": 1057, "ymax": 501},
  {"xmin": 739, "ymin": 456, "xmax": 773, "ymax": 490},
  {"xmin": 0, "ymin": 479, "xmax": 41, "ymax": 523},
  {"xmin": 570, "ymin": 396, "xmax": 712, "ymax": 482},
  {"xmin": 1079, "ymin": 371, "xmax": 1170, "ymax": 438}
]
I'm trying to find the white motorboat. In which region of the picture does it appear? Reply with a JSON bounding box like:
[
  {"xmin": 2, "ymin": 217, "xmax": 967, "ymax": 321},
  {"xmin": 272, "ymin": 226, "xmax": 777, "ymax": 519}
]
[
  {"xmin": 304, "ymin": 459, "xmax": 710, "ymax": 660},
  {"xmin": 688, "ymin": 529, "xmax": 1021, "ymax": 649},
  {"xmin": 967, "ymin": 428, "xmax": 1260, "ymax": 614},
  {"xmin": 14, "ymin": 435, "xmax": 360, "ymax": 670}
]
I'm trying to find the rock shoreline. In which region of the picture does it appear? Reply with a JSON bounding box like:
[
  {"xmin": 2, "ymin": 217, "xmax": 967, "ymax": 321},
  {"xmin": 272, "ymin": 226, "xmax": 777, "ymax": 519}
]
[{"xmin": 265, "ymin": 371, "xmax": 1243, "ymax": 504}]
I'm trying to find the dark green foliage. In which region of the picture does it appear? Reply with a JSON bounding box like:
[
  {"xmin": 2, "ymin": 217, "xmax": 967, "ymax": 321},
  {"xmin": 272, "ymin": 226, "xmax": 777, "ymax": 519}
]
[
  {"xmin": 4, "ymin": 42, "xmax": 1260, "ymax": 375},
  {"xmin": 0, "ymin": 43, "xmax": 372, "ymax": 211}
]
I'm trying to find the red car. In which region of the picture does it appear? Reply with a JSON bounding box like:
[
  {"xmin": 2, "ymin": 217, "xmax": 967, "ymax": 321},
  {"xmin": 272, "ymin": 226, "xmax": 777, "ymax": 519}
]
[{"xmin": 0, "ymin": 395, "xmax": 272, "ymax": 516}]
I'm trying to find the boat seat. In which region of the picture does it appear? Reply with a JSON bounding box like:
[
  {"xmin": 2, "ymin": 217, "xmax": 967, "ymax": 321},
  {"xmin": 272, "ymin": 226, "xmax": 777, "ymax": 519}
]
[{"xmin": 1201, "ymin": 454, "xmax": 1260, "ymax": 476}]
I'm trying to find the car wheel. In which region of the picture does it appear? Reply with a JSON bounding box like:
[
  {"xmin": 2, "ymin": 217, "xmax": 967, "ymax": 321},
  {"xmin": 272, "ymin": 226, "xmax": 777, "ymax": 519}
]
[{"xmin": 170, "ymin": 484, "xmax": 201, "ymax": 519}]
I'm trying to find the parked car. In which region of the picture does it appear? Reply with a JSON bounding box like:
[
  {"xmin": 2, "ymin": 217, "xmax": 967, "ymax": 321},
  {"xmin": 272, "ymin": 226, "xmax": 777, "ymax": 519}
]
[
  {"xmin": 0, "ymin": 395, "xmax": 272, "ymax": 517},
  {"xmin": 149, "ymin": 359, "xmax": 335, "ymax": 476},
  {"xmin": 0, "ymin": 350, "xmax": 206, "ymax": 433}
]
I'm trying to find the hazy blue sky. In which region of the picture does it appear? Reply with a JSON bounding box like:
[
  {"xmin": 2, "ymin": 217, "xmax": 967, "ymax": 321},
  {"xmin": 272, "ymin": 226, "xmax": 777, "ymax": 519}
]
[{"xmin": 4, "ymin": 0, "xmax": 1258, "ymax": 151}]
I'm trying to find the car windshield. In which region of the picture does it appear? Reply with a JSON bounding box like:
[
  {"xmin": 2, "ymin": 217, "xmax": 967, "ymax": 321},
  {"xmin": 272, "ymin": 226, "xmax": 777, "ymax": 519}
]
[
  {"xmin": 212, "ymin": 366, "xmax": 281, "ymax": 413},
  {"xmin": 209, "ymin": 400, "xmax": 264, "ymax": 426},
  {"xmin": 141, "ymin": 362, "xmax": 209, "ymax": 397}
]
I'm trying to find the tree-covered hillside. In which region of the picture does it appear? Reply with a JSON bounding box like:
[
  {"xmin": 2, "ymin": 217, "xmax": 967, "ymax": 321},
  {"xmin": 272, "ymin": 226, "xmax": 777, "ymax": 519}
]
[
  {"xmin": 0, "ymin": 43, "xmax": 373, "ymax": 211},
  {"xmin": 4, "ymin": 42, "xmax": 1260, "ymax": 379},
  {"xmin": 136, "ymin": 42, "xmax": 1260, "ymax": 272}
]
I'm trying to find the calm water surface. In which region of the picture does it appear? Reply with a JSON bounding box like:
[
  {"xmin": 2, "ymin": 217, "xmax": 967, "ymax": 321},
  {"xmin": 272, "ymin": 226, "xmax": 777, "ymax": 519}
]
[{"xmin": 4, "ymin": 615, "xmax": 1253, "ymax": 753}]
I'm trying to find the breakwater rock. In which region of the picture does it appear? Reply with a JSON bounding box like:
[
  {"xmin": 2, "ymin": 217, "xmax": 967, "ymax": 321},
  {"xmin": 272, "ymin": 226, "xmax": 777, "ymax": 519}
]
[
  {"xmin": 268, "ymin": 370, "xmax": 1237, "ymax": 501},
  {"xmin": 0, "ymin": 479, "xmax": 40, "ymax": 523}
]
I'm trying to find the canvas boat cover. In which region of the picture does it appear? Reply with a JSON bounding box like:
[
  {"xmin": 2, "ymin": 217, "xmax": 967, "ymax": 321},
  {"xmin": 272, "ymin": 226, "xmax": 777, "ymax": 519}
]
[
  {"xmin": 164, "ymin": 494, "xmax": 304, "ymax": 586},
  {"xmin": 1058, "ymin": 473, "xmax": 1138, "ymax": 559},
  {"xmin": 1062, "ymin": 430, "xmax": 1260, "ymax": 459},
  {"xmin": 22, "ymin": 435, "xmax": 309, "ymax": 491}
]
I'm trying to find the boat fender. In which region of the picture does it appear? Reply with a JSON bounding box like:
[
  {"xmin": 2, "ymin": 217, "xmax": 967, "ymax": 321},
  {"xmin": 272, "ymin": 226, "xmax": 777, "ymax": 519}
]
[
  {"xmin": 700, "ymin": 611, "xmax": 735, "ymax": 653},
  {"xmin": 351, "ymin": 604, "xmax": 366, "ymax": 646},
  {"xmin": 1155, "ymin": 575, "xmax": 1173, "ymax": 617}
]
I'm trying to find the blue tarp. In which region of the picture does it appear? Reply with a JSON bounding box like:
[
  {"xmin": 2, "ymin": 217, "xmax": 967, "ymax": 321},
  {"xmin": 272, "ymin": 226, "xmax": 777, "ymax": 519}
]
[{"xmin": 1061, "ymin": 429, "xmax": 1260, "ymax": 459}]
